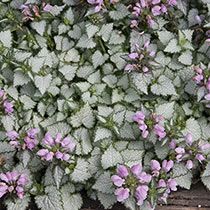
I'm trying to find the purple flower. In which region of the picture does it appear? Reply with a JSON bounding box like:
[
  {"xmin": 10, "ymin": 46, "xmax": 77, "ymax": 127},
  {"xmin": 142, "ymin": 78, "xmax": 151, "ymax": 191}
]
[
  {"xmin": 167, "ymin": 179, "xmax": 177, "ymax": 191},
  {"xmin": 206, "ymin": 78, "xmax": 210, "ymax": 91},
  {"xmin": 175, "ymin": 147, "xmax": 185, "ymax": 154},
  {"xmin": 158, "ymin": 179, "xmax": 167, "ymax": 188},
  {"xmin": 0, "ymin": 172, "xmax": 28, "ymax": 199},
  {"xmin": 151, "ymin": 160, "xmax": 161, "ymax": 171},
  {"xmin": 167, "ymin": 0, "xmax": 177, "ymax": 6},
  {"xmin": 132, "ymin": 111, "xmax": 145, "ymax": 122},
  {"xmin": 3, "ymin": 101, "xmax": 14, "ymax": 114},
  {"xmin": 147, "ymin": 15, "xmax": 155, "ymax": 27},
  {"xmin": 0, "ymin": 89, "xmax": 5, "ymax": 98},
  {"xmin": 135, "ymin": 185, "xmax": 149, "ymax": 206},
  {"xmin": 43, "ymin": 3, "xmax": 53, "ymax": 12},
  {"xmin": 27, "ymin": 128, "xmax": 38, "ymax": 139},
  {"xmin": 196, "ymin": 154, "xmax": 205, "ymax": 162},
  {"xmin": 186, "ymin": 160, "xmax": 193, "ymax": 170},
  {"xmin": 138, "ymin": 172, "xmax": 152, "ymax": 184},
  {"xmin": 38, "ymin": 133, "xmax": 76, "ymax": 162},
  {"xmin": 24, "ymin": 136, "xmax": 38, "ymax": 150},
  {"xmin": 200, "ymin": 143, "xmax": 210, "ymax": 151},
  {"xmin": 204, "ymin": 94, "xmax": 210, "ymax": 101},
  {"xmin": 185, "ymin": 133, "xmax": 193, "ymax": 145},
  {"xmin": 162, "ymin": 160, "xmax": 174, "ymax": 173},
  {"xmin": 117, "ymin": 165, "xmax": 129, "ymax": 178},
  {"xmin": 6, "ymin": 131, "xmax": 19, "ymax": 140},
  {"xmin": 129, "ymin": 53, "xmax": 139, "ymax": 59},
  {"xmin": 115, "ymin": 187, "xmax": 130, "ymax": 202},
  {"xmin": 152, "ymin": 0, "xmax": 161, "ymax": 4},
  {"xmin": 111, "ymin": 175, "xmax": 125, "ymax": 187},
  {"xmin": 131, "ymin": 164, "xmax": 142, "ymax": 176},
  {"xmin": 152, "ymin": 6, "xmax": 161, "ymax": 16},
  {"xmin": 153, "ymin": 124, "xmax": 166, "ymax": 140},
  {"xmin": 169, "ymin": 139, "xmax": 176, "ymax": 149}
]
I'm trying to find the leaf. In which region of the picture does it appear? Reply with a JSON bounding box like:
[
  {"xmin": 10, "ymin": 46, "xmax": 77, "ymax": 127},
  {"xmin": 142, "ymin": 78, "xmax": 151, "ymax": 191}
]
[
  {"xmin": 155, "ymin": 141, "xmax": 169, "ymax": 160},
  {"xmin": 177, "ymin": 0, "xmax": 188, "ymax": 15},
  {"xmin": 97, "ymin": 192, "xmax": 117, "ymax": 209},
  {"xmin": 109, "ymin": 30, "xmax": 125, "ymax": 45},
  {"xmin": 64, "ymin": 7, "xmax": 74, "ymax": 24},
  {"xmin": 5, "ymin": 196, "xmax": 30, "ymax": 210},
  {"xmin": 109, "ymin": 4, "xmax": 129, "ymax": 20},
  {"xmin": 86, "ymin": 24, "xmax": 99, "ymax": 38},
  {"xmin": 173, "ymin": 163, "xmax": 192, "ymax": 189},
  {"xmin": 92, "ymin": 50, "xmax": 108, "ymax": 68},
  {"xmin": 31, "ymin": 20, "xmax": 46, "ymax": 36},
  {"xmin": 164, "ymin": 38, "xmax": 181, "ymax": 53},
  {"xmin": 182, "ymin": 118, "xmax": 201, "ymax": 141},
  {"xmin": 64, "ymin": 49, "xmax": 80, "ymax": 62},
  {"xmin": 0, "ymin": 30, "xmax": 12, "ymax": 48},
  {"xmin": 35, "ymin": 186, "xmax": 62, "ymax": 210},
  {"xmin": 47, "ymin": 122, "xmax": 71, "ymax": 136},
  {"xmin": 1, "ymin": 115, "xmax": 15, "ymax": 131},
  {"xmin": 19, "ymin": 95, "xmax": 36, "ymax": 110},
  {"xmin": 178, "ymin": 50, "xmax": 193, "ymax": 65},
  {"xmin": 157, "ymin": 31, "xmax": 175, "ymax": 45},
  {"xmin": 155, "ymin": 102, "xmax": 175, "ymax": 119},
  {"xmin": 94, "ymin": 127, "xmax": 113, "ymax": 142},
  {"xmin": 59, "ymin": 65, "xmax": 77, "ymax": 81},
  {"xmin": 101, "ymin": 145, "xmax": 123, "ymax": 169},
  {"xmin": 0, "ymin": 141, "xmax": 15, "ymax": 153},
  {"xmin": 202, "ymin": 163, "xmax": 210, "ymax": 190},
  {"xmin": 77, "ymin": 35, "xmax": 96, "ymax": 49},
  {"xmin": 53, "ymin": 165, "xmax": 64, "ymax": 189},
  {"xmin": 70, "ymin": 158, "xmax": 91, "ymax": 182},
  {"xmin": 151, "ymin": 76, "xmax": 176, "ymax": 96},
  {"xmin": 13, "ymin": 71, "xmax": 30, "ymax": 86},
  {"xmin": 98, "ymin": 23, "xmax": 113, "ymax": 42},
  {"xmin": 70, "ymin": 104, "xmax": 95, "ymax": 128},
  {"xmin": 121, "ymin": 149, "xmax": 144, "ymax": 166},
  {"xmin": 93, "ymin": 171, "xmax": 114, "ymax": 194},
  {"xmin": 34, "ymin": 74, "xmax": 52, "ymax": 95},
  {"xmin": 131, "ymin": 73, "xmax": 152, "ymax": 94}
]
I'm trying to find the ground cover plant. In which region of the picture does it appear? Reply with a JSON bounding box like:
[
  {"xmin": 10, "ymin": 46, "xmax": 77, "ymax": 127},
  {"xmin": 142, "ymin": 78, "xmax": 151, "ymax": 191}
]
[{"xmin": 0, "ymin": 0, "xmax": 210, "ymax": 209}]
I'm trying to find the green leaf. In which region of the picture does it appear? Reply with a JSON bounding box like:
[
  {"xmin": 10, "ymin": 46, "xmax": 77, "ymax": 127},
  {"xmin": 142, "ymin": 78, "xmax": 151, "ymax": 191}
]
[
  {"xmin": 109, "ymin": 4, "xmax": 129, "ymax": 20},
  {"xmin": 97, "ymin": 192, "xmax": 117, "ymax": 209},
  {"xmin": 64, "ymin": 49, "xmax": 80, "ymax": 62},
  {"xmin": 157, "ymin": 31, "xmax": 175, "ymax": 45},
  {"xmin": 101, "ymin": 145, "xmax": 123, "ymax": 169},
  {"xmin": 77, "ymin": 35, "xmax": 96, "ymax": 49},
  {"xmin": 2, "ymin": 115, "xmax": 15, "ymax": 131},
  {"xmin": 13, "ymin": 71, "xmax": 30, "ymax": 87},
  {"xmin": 34, "ymin": 74, "xmax": 52, "ymax": 95},
  {"xmin": 53, "ymin": 165, "xmax": 64, "ymax": 189},
  {"xmin": 121, "ymin": 149, "xmax": 144, "ymax": 166},
  {"xmin": 86, "ymin": 24, "xmax": 99, "ymax": 38},
  {"xmin": 202, "ymin": 163, "xmax": 210, "ymax": 190},
  {"xmin": 19, "ymin": 95, "xmax": 36, "ymax": 110}
]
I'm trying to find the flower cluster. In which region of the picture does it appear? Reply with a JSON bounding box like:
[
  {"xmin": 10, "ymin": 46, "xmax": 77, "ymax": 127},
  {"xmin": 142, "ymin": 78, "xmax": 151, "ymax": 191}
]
[
  {"xmin": 151, "ymin": 160, "xmax": 177, "ymax": 203},
  {"xmin": 0, "ymin": 172, "xmax": 28, "ymax": 199},
  {"xmin": 169, "ymin": 133, "xmax": 210, "ymax": 169},
  {"xmin": 37, "ymin": 132, "xmax": 76, "ymax": 162},
  {"xmin": 0, "ymin": 89, "xmax": 14, "ymax": 115},
  {"xmin": 124, "ymin": 40, "xmax": 156, "ymax": 73},
  {"xmin": 20, "ymin": 2, "xmax": 52, "ymax": 21},
  {"xmin": 193, "ymin": 65, "xmax": 210, "ymax": 107},
  {"xmin": 133, "ymin": 111, "xmax": 166, "ymax": 140},
  {"xmin": 111, "ymin": 160, "xmax": 177, "ymax": 207},
  {"xmin": 87, "ymin": 0, "xmax": 118, "ymax": 12},
  {"xmin": 131, "ymin": 0, "xmax": 177, "ymax": 28},
  {"xmin": 111, "ymin": 164, "xmax": 152, "ymax": 205},
  {"xmin": 6, "ymin": 128, "xmax": 39, "ymax": 151}
]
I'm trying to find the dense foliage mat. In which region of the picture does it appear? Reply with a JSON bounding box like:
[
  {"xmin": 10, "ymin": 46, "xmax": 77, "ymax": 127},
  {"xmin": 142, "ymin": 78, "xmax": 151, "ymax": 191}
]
[{"xmin": 0, "ymin": 0, "xmax": 210, "ymax": 209}]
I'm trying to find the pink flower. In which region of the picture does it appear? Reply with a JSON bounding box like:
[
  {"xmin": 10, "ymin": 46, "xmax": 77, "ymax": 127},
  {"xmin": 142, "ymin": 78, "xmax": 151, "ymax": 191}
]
[
  {"xmin": 167, "ymin": 0, "xmax": 177, "ymax": 6},
  {"xmin": 111, "ymin": 175, "xmax": 125, "ymax": 187},
  {"xmin": 131, "ymin": 164, "xmax": 142, "ymax": 176},
  {"xmin": 204, "ymin": 94, "xmax": 210, "ymax": 101},
  {"xmin": 152, "ymin": 6, "xmax": 161, "ymax": 16},
  {"xmin": 135, "ymin": 185, "xmax": 149, "ymax": 206},
  {"xmin": 167, "ymin": 179, "xmax": 177, "ymax": 191},
  {"xmin": 158, "ymin": 179, "xmax": 167, "ymax": 188},
  {"xmin": 151, "ymin": 160, "xmax": 161, "ymax": 172},
  {"xmin": 129, "ymin": 53, "xmax": 139, "ymax": 59},
  {"xmin": 6, "ymin": 131, "xmax": 19, "ymax": 140},
  {"xmin": 162, "ymin": 160, "xmax": 174, "ymax": 173},
  {"xmin": 169, "ymin": 139, "xmax": 176, "ymax": 149},
  {"xmin": 196, "ymin": 154, "xmax": 205, "ymax": 162},
  {"xmin": 153, "ymin": 124, "xmax": 166, "ymax": 140},
  {"xmin": 3, "ymin": 100, "xmax": 14, "ymax": 114},
  {"xmin": 117, "ymin": 165, "xmax": 129, "ymax": 178},
  {"xmin": 186, "ymin": 160, "xmax": 193, "ymax": 170},
  {"xmin": 115, "ymin": 187, "xmax": 130, "ymax": 202},
  {"xmin": 152, "ymin": 0, "xmax": 161, "ymax": 4},
  {"xmin": 185, "ymin": 133, "xmax": 193, "ymax": 145}
]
